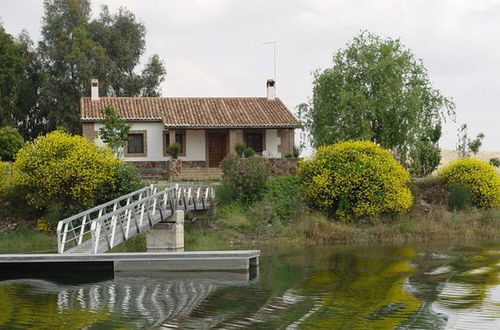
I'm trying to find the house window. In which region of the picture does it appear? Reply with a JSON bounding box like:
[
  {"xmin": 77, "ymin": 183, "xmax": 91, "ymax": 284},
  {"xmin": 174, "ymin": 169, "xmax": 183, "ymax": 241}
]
[
  {"xmin": 125, "ymin": 130, "xmax": 147, "ymax": 157},
  {"xmin": 246, "ymin": 132, "xmax": 263, "ymax": 153},
  {"xmin": 164, "ymin": 130, "xmax": 186, "ymax": 156},
  {"xmin": 128, "ymin": 134, "xmax": 144, "ymax": 153}
]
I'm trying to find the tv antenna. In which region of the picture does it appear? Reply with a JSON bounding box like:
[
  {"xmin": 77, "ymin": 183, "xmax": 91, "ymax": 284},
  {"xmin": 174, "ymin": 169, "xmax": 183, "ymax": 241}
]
[{"xmin": 262, "ymin": 41, "xmax": 276, "ymax": 81}]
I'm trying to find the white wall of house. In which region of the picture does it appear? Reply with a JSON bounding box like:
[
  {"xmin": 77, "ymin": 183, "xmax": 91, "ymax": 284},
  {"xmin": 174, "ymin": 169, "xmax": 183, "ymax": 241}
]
[
  {"xmin": 264, "ymin": 129, "xmax": 281, "ymax": 158},
  {"xmin": 94, "ymin": 123, "xmax": 207, "ymax": 162},
  {"xmin": 180, "ymin": 130, "xmax": 206, "ymax": 161},
  {"xmin": 95, "ymin": 122, "xmax": 165, "ymax": 161}
]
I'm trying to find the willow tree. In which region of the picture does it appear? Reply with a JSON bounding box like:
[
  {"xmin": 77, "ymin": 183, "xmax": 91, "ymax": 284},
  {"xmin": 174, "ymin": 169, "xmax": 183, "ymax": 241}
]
[{"xmin": 300, "ymin": 31, "xmax": 455, "ymax": 166}]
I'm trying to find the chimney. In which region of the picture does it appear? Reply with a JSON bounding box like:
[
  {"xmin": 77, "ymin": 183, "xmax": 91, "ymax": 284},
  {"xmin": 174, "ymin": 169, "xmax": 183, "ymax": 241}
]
[
  {"xmin": 91, "ymin": 78, "xmax": 99, "ymax": 101},
  {"xmin": 266, "ymin": 79, "xmax": 276, "ymax": 100}
]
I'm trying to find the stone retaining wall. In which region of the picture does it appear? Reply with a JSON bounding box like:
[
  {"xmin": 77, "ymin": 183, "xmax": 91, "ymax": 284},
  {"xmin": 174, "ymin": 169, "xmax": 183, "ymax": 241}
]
[{"xmin": 127, "ymin": 158, "xmax": 299, "ymax": 179}]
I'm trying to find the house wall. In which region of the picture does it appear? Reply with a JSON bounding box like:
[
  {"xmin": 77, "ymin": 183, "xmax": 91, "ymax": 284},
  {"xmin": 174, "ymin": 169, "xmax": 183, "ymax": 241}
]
[
  {"xmin": 91, "ymin": 123, "xmax": 207, "ymax": 162},
  {"xmin": 182, "ymin": 130, "xmax": 206, "ymax": 161},
  {"xmin": 278, "ymin": 129, "xmax": 294, "ymax": 156},
  {"xmin": 83, "ymin": 122, "xmax": 295, "ymax": 167},
  {"xmin": 264, "ymin": 129, "xmax": 281, "ymax": 157}
]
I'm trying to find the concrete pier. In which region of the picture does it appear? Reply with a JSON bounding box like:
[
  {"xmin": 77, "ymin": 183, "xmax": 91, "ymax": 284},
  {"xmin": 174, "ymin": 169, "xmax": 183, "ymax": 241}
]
[
  {"xmin": 146, "ymin": 210, "xmax": 185, "ymax": 252},
  {"xmin": 0, "ymin": 251, "xmax": 261, "ymax": 273}
]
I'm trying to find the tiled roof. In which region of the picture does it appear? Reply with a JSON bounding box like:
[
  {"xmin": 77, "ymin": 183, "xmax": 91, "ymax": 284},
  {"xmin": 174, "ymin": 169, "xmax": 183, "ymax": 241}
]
[{"xmin": 80, "ymin": 97, "xmax": 299, "ymax": 128}]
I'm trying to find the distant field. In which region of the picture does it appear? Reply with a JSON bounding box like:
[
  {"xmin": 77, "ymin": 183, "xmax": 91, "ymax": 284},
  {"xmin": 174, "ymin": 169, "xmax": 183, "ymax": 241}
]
[{"xmin": 439, "ymin": 149, "xmax": 500, "ymax": 173}]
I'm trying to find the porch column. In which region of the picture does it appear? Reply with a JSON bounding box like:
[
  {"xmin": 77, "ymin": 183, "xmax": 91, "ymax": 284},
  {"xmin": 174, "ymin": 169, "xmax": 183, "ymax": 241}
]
[{"xmin": 229, "ymin": 129, "xmax": 244, "ymax": 154}]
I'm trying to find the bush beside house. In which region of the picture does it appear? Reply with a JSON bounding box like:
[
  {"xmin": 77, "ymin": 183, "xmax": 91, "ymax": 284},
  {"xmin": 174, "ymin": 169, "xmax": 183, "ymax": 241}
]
[{"xmin": 6, "ymin": 130, "xmax": 143, "ymax": 230}]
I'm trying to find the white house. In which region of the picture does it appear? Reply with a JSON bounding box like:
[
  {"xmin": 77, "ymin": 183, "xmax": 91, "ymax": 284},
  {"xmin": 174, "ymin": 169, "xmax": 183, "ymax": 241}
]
[{"xmin": 81, "ymin": 79, "xmax": 298, "ymax": 175}]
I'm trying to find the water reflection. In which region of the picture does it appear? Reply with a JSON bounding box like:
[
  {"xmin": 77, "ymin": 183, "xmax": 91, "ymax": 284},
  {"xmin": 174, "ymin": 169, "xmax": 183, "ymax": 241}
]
[
  {"xmin": 0, "ymin": 243, "xmax": 498, "ymax": 329},
  {"xmin": 0, "ymin": 272, "xmax": 256, "ymax": 329}
]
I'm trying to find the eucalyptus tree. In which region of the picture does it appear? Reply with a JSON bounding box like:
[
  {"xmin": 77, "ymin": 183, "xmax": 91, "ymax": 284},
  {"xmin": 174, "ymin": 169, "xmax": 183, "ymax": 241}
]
[
  {"xmin": 300, "ymin": 31, "xmax": 455, "ymax": 166},
  {"xmin": 39, "ymin": 0, "xmax": 166, "ymax": 133}
]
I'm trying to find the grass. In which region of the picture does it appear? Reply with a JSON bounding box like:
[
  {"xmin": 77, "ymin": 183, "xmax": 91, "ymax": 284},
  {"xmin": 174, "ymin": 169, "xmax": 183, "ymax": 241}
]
[
  {"xmin": 0, "ymin": 226, "xmax": 57, "ymax": 253},
  {"xmin": 183, "ymin": 199, "xmax": 500, "ymax": 250}
]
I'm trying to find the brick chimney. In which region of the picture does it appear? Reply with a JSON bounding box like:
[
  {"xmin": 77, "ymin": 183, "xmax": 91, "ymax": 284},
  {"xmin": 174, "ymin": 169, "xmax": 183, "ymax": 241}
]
[
  {"xmin": 266, "ymin": 79, "xmax": 276, "ymax": 100},
  {"xmin": 91, "ymin": 78, "xmax": 99, "ymax": 101}
]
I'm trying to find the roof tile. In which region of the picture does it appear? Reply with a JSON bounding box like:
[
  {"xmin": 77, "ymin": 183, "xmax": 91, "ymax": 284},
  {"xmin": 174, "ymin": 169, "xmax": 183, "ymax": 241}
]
[{"xmin": 80, "ymin": 97, "xmax": 299, "ymax": 128}]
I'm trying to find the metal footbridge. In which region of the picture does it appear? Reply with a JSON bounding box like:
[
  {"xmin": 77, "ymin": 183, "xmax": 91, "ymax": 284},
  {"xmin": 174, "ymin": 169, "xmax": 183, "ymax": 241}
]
[{"xmin": 56, "ymin": 184, "xmax": 215, "ymax": 254}]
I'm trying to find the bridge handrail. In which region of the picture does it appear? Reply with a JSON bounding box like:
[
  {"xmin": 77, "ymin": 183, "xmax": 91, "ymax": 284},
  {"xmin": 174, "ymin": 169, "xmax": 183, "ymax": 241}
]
[
  {"xmin": 56, "ymin": 185, "xmax": 152, "ymax": 228},
  {"xmin": 56, "ymin": 183, "xmax": 215, "ymax": 254}
]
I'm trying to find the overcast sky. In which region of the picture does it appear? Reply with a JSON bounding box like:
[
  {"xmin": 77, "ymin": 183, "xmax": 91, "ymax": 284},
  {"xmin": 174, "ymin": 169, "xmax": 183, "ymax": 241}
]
[{"xmin": 2, "ymin": 0, "xmax": 499, "ymax": 151}]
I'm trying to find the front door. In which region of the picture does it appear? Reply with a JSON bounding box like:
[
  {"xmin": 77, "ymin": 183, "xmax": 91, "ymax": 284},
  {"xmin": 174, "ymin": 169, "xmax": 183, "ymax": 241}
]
[{"xmin": 207, "ymin": 132, "xmax": 228, "ymax": 167}]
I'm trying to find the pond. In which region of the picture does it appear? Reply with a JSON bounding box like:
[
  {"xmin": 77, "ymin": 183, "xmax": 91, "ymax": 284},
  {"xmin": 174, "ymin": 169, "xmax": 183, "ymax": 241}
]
[{"xmin": 0, "ymin": 241, "xmax": 499, "ymax": 329}]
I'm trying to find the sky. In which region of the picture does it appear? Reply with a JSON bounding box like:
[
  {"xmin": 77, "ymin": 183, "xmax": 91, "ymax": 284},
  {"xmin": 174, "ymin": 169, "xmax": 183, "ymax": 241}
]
[{"xmin": 1, "ymin": 0, "xmax": 499, "ymax": 151}]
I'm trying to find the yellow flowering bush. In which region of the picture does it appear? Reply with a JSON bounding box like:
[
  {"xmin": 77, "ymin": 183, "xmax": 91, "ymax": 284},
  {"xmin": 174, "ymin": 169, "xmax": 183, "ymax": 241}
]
[
  {"xmin": 299, "ymin": 141, "xmax": 413, "ymax": 221},
  {"xmin": 12, "ymin": 130, "xmax": 119, "ymax": 211},
  {"xmin": 438, "ymin": 158, "xmax": 500, "ymax": 209}
]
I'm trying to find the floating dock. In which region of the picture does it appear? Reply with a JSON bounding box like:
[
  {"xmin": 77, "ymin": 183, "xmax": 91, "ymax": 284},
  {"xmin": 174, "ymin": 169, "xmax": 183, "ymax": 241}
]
[{"xmin": 0, "ymin": 250, "xmax": 260, "ymax": 273}]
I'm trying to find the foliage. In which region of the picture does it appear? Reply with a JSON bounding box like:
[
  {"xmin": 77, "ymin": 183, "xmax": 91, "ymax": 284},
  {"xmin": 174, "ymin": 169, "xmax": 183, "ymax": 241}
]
[
  {"xmin": 234, "ymin": 142, "xmax": 246, "ymax": 157},
  {"xmin": 447, "ymin": 184, "xmax": 471, "ymax": 211},
  {"xmin": 166, "ymin": 142, "xmax": 181, "ymax": 159},
  {"xmin": 489, "ymin": 157, "xmax": 500, "ymax": 168},
  {"xmin": 221, "ymin": 153, "xmax": 269, "ymax": 203},
  {"xmin": 243, "ymin": 147, "xmax": 255, "ymax": 158},
  {"xmin": 409, "ymin": 140, "xmax": 441, "ymax": 177},
  {"xmin": 37, "ymin": 1, "xmax": 166, "ymax": 133},
  {"xmin": 11, "ymin": 130, "xmax": 118, "ymax": 212},
  {"xmin": 0, "ymin": 126, "xmax": 24, "ymax": 161},
  {"xmin": 215, "ymin": 183, "xmax": 237, "ymax": 205},
  {"xmin": 0, "ymin": 162, "xmax": 7, "ymax": 198},
  {"xmin": 299, "ymin": 31, "xmax": 454, "ymax": 165},
  {"xmin": 0, "ymin": 26, "xmax": 26, "ymax": 128},
  {"xmin": 96, "ymin": 161, "xmax": 143, "ymax": 203},
  {"xmin": 408, "ymin": 125, "xmax": 441, "ymax": 177},
  {"xmin": 98, "ymin": 105, "xmax": 131, "ymax": 156},
  {"xmin": 438, "ymin": 158, "xmax": 500, "ymax": 209},
  {"xmin": 456, "ymin": 123, "xmax": 484, "ymax": 158},
  {"xmin": 284, "ymin": 152, "xmax": 293, "ymax": 159},
  {"xmin": 299, "ymin": 141, "xmax": 413, "ymax": 221},
  {"xmin": 263, "ymin": 175, "xmax": 301, "ymax": 223},
  {"xmin": 293, "ymin": 144, "xmax": 302, "ymax": 158}
]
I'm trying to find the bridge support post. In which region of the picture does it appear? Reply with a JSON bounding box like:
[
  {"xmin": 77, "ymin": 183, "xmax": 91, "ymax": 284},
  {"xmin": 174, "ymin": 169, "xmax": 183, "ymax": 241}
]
[{"xmin": 146, "ymin": 210, "xmax": 184, "ymax": 252}]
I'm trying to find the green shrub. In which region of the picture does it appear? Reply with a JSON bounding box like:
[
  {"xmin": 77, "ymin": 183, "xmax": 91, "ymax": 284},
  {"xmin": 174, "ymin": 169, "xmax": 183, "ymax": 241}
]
[
  {"xmin": 284, "ymin": 152, "xmax": 293, "ymax": 159},
  {"xmin": 447, "ymin": 183, "xmax": 471, "ymax": 211},
  {"xmin": 221, "ymin": 153, "xmax": 269, "ymax": 203},
  {"xmin": 215, "ymin": 183, "xmax": 237, "ymax": 205},
  {"xmin": 12, "ymin": 131, "xmax": 118, "ymax": 212},
  {"xmin": 243, "ymin": 147, "xmax": 255, "ymax": 158},
  {"xmin": 438, "ymin": 158, "xmax": 500, "ymax": 209},
  {"xmin": 234, "ymin": 142, "xmax": 246, "ymax": 156},
  {"xmin": 96, "ymin": 161, "xmax": 143, "ymax": 203},
  {"xmin": 409, "ymin": 139, "xmax": 441, "ymax": 177},
  {"xmin": 299, "ymin": 141, "xmax": 413, "ymax": 221},
  {"xmin": 264, "ymin": 175, "xmax": 301, "ymax": 223},
  {"xmin": 0, "ymin": 162, "xmax": 7, "ymax": 198},
  {"xmin": 0, "ymin": 126, "xmax": 24, "ymax": 162},
  {"xmin": 489, "ymin": 157, "xmax": 500, "ymax": 168},
  {"xmin": 166, "ymin": 142, "xmax": 181, "ymax": 159}
]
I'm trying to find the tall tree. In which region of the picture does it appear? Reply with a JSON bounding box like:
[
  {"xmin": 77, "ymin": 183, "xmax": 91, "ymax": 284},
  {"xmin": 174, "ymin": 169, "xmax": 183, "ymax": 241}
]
[
  {"xmin": 39, "ymin": 0, "xmax": 166, "ymax": 133},
  {"xmin": 15, "ymin": 31, "xmax": 48, "ymax": 140},
  {"xmin": 0, "ymin": 26, "xmax": 45, "ymax": 140},
  {"xmin": 300, "ymin": 31, "xmax": 455, "ymax": 164},
  {"xmin": 0, "ymin": 25, "xmax": 25, "ymax": 127}
]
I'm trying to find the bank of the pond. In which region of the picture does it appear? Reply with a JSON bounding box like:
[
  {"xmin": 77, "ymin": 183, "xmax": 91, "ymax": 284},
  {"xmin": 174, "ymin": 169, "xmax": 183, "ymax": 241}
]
[
  {"xmin": 184, "ymin": 205, "xmax": 500, "ymax": 251},
  {"xmin": 0, "ymin": 206, "xmax": 499, "ymax": 254},
  {"xmin": 0, "ymin": 228, "xmax": 57, "ymax": 253}
]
